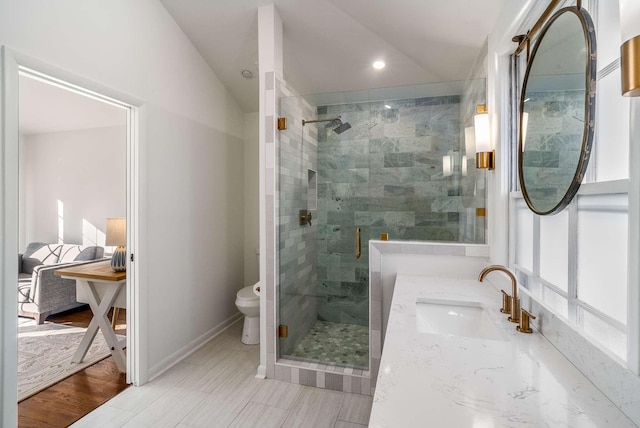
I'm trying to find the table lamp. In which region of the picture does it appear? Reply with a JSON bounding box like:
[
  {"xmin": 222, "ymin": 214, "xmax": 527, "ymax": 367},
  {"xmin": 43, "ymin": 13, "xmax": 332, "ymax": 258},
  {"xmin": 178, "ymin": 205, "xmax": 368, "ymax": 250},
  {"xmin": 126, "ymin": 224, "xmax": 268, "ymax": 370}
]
[{"xmin": 106, "ymin": 217, "xmax": 126, "ymax": 272}]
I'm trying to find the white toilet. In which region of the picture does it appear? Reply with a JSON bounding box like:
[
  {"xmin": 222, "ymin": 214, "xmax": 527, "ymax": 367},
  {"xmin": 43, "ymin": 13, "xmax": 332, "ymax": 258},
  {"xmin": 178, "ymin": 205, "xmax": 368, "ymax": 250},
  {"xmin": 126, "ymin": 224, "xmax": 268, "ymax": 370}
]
[{"xmin": 235, "ymin": 284, "xmax": 260, "ymax": 344}]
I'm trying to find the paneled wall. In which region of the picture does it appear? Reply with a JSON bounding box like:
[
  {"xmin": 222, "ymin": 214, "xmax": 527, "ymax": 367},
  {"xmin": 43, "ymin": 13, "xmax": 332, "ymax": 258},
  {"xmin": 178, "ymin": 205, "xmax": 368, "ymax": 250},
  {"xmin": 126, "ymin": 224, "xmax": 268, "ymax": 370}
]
[
  {"xmin": 509, "ymin": 1, "xmax": 631, "ymax": 364},
  {"xmin": 492, "ymin": 1, "xmax": 640, "ymax": 425}
]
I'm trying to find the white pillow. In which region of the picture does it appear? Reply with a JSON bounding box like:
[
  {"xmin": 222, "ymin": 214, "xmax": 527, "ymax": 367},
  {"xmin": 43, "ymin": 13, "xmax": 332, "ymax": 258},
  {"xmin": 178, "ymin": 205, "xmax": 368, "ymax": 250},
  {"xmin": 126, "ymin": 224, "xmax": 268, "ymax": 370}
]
[
  {"xmin": 58, "ymin": 244, "xmax": 86, "ymax": 263},
  {"xmin": 29, "ymin": 244, "xmax": 62, "ymax": 265}
]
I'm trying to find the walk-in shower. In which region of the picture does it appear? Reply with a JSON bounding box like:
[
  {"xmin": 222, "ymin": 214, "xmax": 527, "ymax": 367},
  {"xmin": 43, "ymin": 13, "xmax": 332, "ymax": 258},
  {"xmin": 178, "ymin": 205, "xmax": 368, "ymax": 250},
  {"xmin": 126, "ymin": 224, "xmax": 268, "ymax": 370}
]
[{"xmin": 276, "ymin": 81, "xmax": 487, "ymax": 371}]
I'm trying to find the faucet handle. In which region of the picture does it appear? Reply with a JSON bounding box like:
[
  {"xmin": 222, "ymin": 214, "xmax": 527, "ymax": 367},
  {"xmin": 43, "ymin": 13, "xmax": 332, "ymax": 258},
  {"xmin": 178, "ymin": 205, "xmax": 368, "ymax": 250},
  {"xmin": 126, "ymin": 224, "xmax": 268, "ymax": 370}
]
[
  {"xmin": 299, "ymin": 210, "xmax": 312, "ymax": 226},
  {"xmin": 500, "ymin": 290, "xmax": 512, "ymax": 314},
  {"xmin": 516, "ymin": 309, "xmax": 536, "ymax": 334}
]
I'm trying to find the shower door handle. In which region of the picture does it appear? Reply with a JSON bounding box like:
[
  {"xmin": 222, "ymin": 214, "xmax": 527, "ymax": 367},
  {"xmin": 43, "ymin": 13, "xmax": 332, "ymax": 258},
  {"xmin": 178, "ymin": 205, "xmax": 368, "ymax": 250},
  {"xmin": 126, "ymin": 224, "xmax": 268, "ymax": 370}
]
[{"xmin": 356, "ymin": 227, "xmax": 361, "ymax": 259}]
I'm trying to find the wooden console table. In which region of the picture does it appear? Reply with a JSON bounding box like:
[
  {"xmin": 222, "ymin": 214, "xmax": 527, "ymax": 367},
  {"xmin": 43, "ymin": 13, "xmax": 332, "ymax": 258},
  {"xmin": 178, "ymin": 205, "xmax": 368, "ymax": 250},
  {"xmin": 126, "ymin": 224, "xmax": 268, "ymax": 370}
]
[{"xmin": 55, "ymin": 261, "xmax": 127, "ymax": 372}]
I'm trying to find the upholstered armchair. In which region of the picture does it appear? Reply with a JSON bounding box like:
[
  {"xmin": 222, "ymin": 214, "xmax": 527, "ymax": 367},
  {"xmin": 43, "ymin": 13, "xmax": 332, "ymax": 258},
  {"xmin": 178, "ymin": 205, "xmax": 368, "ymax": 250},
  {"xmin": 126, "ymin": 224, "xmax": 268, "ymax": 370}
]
[{"xmin": 18, "ymin": 242, "xmax": 105, "ymax": 324}]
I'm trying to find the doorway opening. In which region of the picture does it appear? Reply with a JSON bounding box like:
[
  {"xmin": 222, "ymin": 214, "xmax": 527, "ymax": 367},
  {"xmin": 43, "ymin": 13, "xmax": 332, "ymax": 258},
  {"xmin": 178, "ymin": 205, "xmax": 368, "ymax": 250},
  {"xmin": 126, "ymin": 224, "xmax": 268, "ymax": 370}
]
[{"xmin": 1, "ymin": 54, "xmax": 141, "ymax": 426}]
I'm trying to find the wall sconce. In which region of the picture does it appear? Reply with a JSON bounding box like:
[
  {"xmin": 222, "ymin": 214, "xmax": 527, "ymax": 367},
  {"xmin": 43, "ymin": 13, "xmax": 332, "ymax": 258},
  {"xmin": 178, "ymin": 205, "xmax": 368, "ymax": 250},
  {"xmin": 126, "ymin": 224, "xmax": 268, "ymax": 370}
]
[
  {"xmin": 620, "ymin": 0, "xmax": 640, "ymax": 96},
  {"xmin": 474, "ymin": 105, "xmax": 494, "ymax": 170}
]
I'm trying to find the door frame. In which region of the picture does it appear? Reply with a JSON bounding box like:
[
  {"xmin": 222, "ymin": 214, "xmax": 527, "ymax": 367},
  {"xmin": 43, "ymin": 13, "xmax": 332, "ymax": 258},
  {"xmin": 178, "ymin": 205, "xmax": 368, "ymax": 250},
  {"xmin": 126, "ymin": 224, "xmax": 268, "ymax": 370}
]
[{"xmin": 1, "ymin": 46, "xmax": 146, "ymax": 427}]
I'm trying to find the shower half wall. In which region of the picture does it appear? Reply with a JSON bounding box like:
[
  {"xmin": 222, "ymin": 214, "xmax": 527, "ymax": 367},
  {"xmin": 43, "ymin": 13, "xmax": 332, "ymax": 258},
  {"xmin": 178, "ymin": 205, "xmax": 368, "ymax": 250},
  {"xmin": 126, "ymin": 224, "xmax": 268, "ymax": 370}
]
[{"xmin": 276, "ymin": 82, "xmax": 487, "ymax": 380}]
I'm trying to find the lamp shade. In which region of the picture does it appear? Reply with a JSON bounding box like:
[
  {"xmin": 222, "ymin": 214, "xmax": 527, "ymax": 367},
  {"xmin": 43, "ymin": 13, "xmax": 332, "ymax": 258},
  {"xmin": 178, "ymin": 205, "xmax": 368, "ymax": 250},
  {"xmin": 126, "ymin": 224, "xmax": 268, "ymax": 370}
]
[
  {"xmin": 105, "ymin": 218, "xmax": 126, "ymax": 246},
  {"xmin": 620, "ymin": 0, "xmax": 640, "ymax": 43},
  {"xmin": 474, "ymin": 112, "xmax": 490, "ymax": 153}
]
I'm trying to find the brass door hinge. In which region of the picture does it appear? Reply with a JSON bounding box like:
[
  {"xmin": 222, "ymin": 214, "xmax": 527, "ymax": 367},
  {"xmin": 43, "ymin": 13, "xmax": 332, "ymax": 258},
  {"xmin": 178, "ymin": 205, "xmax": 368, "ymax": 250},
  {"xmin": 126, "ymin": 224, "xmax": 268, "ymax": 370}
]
[
  {"xmin": 277, "ymin": 117, "xmax": 287, "ymax": 130},
  {"xmin": 278, "ymin": 324, "xmax": 288, "ymax": 338}
]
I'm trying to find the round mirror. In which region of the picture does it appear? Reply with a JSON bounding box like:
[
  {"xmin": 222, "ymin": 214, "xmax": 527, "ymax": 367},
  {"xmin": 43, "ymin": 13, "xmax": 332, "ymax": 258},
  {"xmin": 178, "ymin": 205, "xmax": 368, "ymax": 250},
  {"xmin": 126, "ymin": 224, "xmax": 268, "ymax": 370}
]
[{"xmin": 519, "ymin": 7, "xmax": 596, "ymax": 215}]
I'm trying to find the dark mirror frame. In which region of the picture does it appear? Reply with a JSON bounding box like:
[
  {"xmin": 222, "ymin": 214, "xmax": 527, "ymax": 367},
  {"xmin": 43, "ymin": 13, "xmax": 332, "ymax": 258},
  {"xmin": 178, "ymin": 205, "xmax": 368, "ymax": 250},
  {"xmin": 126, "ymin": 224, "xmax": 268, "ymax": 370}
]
[{"xmin": 518, "ymin": 6, "xmax": 597, "ymax": 216}]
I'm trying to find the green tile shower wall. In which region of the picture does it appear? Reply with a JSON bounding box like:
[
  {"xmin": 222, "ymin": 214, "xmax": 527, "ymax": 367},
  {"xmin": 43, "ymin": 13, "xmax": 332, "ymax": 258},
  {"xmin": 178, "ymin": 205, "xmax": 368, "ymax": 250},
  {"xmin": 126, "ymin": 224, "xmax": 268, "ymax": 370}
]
[{"xmin": 316, "ymin": 96, "xmax": 481, "ymax": 326}]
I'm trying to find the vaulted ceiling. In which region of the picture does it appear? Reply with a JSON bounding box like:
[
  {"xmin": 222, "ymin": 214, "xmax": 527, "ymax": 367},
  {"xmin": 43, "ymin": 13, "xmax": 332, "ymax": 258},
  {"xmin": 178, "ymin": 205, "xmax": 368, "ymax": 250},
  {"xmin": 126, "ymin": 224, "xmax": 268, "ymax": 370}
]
[
  {"xmin": 159, "ymin": 0, "xmax": 508, "ymax": 112},
  {"xmin": 20, "ymin": 1, "xmax": 510, "ymax": 132}
]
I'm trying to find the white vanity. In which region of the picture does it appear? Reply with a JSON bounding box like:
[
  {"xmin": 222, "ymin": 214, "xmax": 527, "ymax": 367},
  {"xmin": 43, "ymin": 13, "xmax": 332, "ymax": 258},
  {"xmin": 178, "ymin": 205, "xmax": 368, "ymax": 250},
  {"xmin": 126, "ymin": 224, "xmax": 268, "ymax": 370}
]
[{"xmin": 369, "ymin": 274, "xmax": 637, "ymax": 427}]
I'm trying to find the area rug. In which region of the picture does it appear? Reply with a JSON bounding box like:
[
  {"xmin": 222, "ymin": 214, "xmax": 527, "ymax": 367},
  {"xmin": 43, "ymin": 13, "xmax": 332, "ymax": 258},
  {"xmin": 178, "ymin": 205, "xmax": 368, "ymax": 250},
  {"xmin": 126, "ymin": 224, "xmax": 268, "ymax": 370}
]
[{"xmin": 18, "ymin": 318, "xmax": 123, "ymax": 402}]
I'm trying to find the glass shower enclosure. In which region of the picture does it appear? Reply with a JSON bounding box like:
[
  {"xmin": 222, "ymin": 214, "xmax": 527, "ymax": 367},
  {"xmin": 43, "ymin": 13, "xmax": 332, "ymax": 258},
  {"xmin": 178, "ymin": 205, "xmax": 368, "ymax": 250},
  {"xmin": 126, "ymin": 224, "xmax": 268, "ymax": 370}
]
[{"xmin": 276, "ymin": 81, "xmax": 486, "ymax": 371}]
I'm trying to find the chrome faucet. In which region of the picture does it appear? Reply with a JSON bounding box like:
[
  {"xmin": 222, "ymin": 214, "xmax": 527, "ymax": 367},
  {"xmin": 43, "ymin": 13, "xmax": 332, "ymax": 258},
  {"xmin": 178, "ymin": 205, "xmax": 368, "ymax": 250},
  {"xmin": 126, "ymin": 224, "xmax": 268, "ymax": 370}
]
[{"xmin": 478, "ymin": 265, "xmax": 520, "ymax": 323}]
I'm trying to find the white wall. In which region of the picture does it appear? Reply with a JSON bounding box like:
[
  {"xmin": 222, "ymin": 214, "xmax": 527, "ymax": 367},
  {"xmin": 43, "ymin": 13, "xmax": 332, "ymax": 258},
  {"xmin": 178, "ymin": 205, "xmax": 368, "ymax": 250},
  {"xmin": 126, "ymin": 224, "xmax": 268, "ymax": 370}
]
[
  {"xmin": 244, "ymin": 112, "xmax": 259, "ymax": 287},
  {"xmin": 22, "ymin": 126, "xmax": 126, "ymax": 248},
  {"xmin": 258, "ymin": 3, "xmax": 285, "ymax": 378},
  {"xmin": 145, "ymin": 108, "xmax": 244, "ymax": 370},
  {"xmin": 18, "ymin": 133, "xmax": 26, "ymax": 249},
  {"xmin": 0, "ymin": 0, "xmax": 246, "ymax": 383}
]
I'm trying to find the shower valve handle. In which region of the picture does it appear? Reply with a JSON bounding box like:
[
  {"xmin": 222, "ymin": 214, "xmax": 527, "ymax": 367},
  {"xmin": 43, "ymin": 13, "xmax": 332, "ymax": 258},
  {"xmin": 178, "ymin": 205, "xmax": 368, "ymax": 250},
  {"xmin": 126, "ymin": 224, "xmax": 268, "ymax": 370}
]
[{"xmin": 299, "ymin": 210, "xmax": 312, "ymax": 226}]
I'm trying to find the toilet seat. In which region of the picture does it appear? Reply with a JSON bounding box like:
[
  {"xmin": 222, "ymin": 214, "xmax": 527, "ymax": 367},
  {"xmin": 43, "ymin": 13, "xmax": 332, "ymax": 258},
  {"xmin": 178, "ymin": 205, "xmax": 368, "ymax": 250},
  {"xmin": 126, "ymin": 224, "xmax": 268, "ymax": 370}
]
[{"xmin": 236, "ymin": 285, "xmax": 259, "ymax": 302}]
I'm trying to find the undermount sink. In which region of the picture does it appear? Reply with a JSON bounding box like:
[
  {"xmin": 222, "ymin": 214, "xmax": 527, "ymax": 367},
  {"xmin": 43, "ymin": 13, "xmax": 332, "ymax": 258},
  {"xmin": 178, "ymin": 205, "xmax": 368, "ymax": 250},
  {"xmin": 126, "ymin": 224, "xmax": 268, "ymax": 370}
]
[{"xmin": 416, "ymin": 298, "xmax": 506, "ymax": 341}]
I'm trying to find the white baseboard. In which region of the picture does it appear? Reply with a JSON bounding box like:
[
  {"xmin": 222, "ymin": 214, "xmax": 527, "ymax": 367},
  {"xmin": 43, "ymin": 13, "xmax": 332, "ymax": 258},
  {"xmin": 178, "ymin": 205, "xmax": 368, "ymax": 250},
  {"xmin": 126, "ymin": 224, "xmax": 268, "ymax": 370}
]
[
  {"xmin": 147, "ymin": 312, "xmax": 243, "ymax": 382},
  {"xmin": 255, "ymin": 364, "xmax": 266, "ymax": 379}
]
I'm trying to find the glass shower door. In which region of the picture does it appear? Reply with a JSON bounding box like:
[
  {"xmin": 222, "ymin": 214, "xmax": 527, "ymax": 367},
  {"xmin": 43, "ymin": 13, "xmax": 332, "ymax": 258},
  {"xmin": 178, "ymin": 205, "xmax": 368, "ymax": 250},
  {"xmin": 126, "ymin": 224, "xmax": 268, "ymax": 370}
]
[
  {"xmin": 276, "ymin": 95, "xmax": 320, "ymax": 362},
  {"xmin": 277, "ymin": 94, "xmax": 370, "ymax": 370}
]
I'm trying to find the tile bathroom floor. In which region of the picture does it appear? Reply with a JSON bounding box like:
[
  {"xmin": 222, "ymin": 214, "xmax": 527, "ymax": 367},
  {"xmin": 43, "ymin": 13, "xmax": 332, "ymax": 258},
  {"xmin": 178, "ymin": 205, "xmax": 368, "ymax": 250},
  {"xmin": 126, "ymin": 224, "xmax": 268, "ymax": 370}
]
[
  {"xmin": 71, "ymin": 321, "xmax": 372, "ymax": 428},
  {"xmin": 289, "ymin": 321, "xmax": 369, "ymax": 369}
]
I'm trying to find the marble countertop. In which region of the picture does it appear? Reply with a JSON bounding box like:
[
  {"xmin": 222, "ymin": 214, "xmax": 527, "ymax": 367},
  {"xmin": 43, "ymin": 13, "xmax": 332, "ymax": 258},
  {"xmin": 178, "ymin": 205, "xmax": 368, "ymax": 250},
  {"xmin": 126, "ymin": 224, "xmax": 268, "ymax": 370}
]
[{"xmin": 369, "ymin": 274, "xmax": 637, "ymax": 428}]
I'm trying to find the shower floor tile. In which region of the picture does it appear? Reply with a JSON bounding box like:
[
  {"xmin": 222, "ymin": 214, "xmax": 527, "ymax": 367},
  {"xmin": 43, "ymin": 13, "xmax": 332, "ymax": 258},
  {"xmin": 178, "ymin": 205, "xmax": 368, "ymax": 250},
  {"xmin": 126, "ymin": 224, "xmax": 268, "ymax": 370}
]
[{"xmin": 288, "ymin": 321, "xmax": 369, "ymax": 369}]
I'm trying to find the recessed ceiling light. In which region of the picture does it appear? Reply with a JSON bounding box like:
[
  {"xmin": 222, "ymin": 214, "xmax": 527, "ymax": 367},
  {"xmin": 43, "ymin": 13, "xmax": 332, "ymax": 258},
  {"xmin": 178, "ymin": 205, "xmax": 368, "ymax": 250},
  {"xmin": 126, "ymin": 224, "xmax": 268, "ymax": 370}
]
[
  {"xmin": 241, "ymin": 69, "xmax": 253, "ymax": 79},
  {"xmin": 384, "ymin": 104, "xmax": 391, "ymax": 109},
  {"xmin": 373, "ymin": 60, "xmax": 386, "ymax": 70}
]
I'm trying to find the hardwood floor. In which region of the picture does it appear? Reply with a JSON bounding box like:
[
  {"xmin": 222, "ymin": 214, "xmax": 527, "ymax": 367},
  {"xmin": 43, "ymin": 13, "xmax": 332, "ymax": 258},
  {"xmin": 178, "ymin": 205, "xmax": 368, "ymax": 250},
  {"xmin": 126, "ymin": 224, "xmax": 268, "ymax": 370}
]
[{"xmin": 18, "ymin": 307, "xmax": 129, "ymax": 428}]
